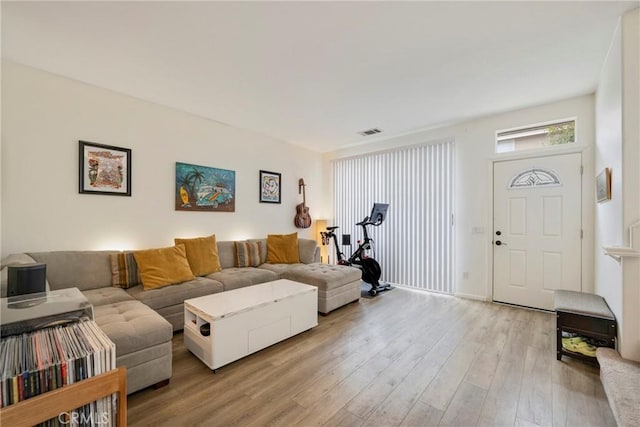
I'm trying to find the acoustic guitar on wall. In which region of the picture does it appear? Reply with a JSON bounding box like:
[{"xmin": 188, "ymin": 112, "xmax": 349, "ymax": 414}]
[{"xmin": 294, "ymin": 178, "xmax": 312, "ymax": 229}]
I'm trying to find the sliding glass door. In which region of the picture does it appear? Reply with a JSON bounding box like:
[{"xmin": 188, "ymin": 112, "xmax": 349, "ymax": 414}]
[{"xmin": 332, "ymin": 141, "xmax": 454, "ymax": 294}]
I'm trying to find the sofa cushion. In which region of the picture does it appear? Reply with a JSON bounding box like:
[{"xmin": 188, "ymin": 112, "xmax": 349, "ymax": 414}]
[
  {"xmin": 217, "ymin": 241, "xmax": 236, "ymax": 269},
  {"xmin": 134, "ymin": 244, "xmax": 196, "ymax": 290},
  {"xmin": 207, "ymin": 267, "xmax": 278, "ymax": 291},
  {"xmin": 174, "ymin": 235, "xmax": 222, "ymax": 276},
  {"xmin": 234, "ymin": 241, "xmax": 263, "ymax": 267},
  {"xmin": 282, "ymin": 263, "xmax": 362, "ymax": 290},
  {"xmin": 93, "ymin": 300, "xmax": 172, "ymax": 355},
  {"xmin": 109, "ymin": 251, "xmax": 142, "ymax": 289},
  {"xmin": 126, "ymin": 277, "xmax": 223, "ymax": 311},
  {"xmin": 266, "ymin": 233, "xmax": 300, "ymax": 264},
  {"xmin": 29, "ymin": 251, "xmax": 114, "ymax": 291},
  {"xmin": 82, "ymin": 287, "xmax": 135, "ymax": 306},
  {"xmin": 258, "ymin": 263, "xmax": 306, "ymax": 277}
]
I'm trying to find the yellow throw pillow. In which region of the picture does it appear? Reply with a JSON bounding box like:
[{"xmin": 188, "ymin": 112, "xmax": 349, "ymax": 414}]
[
  {"xmin": 174, "ymin": 235, "xmax": 222, "ymax": 276},
  {"xmin": 134, "ymin": 244, "xmax": 196, "ymax": 290},
  {"xmin": 266, "ymin": 232, "xmax": 300, "ymax": 264}
]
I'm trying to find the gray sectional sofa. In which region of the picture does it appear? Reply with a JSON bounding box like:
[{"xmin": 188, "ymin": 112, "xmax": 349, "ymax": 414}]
[{"xmin": 1, "ymin": 238, "xmax": 361, "ymax": 394}]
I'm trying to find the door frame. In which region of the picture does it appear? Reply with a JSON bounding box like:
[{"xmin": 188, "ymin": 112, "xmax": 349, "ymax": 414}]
[{"xmin": 486, "ymin": 145, "xmax": 595, "ymax": 303}]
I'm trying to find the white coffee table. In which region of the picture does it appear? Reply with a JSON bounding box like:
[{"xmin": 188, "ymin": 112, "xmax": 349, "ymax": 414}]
[{"xmin": 183, "ymin": 279, "xmax": 318, "ymax": 370}]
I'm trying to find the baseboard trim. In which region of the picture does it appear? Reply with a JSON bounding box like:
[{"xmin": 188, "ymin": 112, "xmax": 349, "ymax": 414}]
[{"xmin": 454, "ymin": 292, "xmax": 490, "ymax": 302}]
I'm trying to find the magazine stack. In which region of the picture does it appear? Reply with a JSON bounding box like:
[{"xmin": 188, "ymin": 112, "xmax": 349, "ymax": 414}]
[{"xmin": 0, "ymin": 320, "xmax": 117, "ymax": 426}]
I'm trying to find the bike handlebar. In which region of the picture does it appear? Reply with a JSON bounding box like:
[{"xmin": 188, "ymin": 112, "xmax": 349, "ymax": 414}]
[{"xmin": 356, "ymin": 215, "xmax": 383, "ymax": 227}]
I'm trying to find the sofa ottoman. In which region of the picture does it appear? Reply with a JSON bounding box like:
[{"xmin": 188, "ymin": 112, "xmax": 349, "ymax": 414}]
[
  {"xmin": 94, "ymin": 300, "xmax": 173, "ymax": 394},
  {"xmin": 282, "ymin": 263, "xmax": 362, "ymax": 314}
]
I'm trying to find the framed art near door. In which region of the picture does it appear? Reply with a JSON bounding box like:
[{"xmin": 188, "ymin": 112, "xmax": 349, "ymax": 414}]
[{"xmin": 596, "ymin": 168, "xmax": 612, "ymax": 203}]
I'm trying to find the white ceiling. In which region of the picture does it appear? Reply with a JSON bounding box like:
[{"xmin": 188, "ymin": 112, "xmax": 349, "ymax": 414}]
[{"xmin": 2, "ymin": 1, "xmax": 638, "ymax": 153}]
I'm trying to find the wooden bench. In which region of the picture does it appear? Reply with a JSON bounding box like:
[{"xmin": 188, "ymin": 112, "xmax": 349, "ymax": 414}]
[{"xmin": 554, "ymin": 290, "xmax": 616, "ymax": 363}]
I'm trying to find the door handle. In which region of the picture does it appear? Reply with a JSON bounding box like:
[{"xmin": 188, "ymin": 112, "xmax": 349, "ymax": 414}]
[{"xmin": 495, "ymin": 240, "xmax": 507, "ymax": 246}]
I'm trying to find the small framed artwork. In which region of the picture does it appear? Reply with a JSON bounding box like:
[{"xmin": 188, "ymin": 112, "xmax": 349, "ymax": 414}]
[
  {"xmin": 259, "ymin": 170, "xmax": 281, "ymax": 203},
  {"xmin": 596, "ymin": 168, "xmax": 612, "ymax": 203},
  {"xmin": 79, "ymin": 141, "xmax": 131, "ymax": 196}
]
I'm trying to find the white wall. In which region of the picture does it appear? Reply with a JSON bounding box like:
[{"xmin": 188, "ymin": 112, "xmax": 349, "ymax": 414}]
[
  {"xmin": 595, "ymin": 9, "xmax": 640, "ymax": 361},
  {"xmin": 1, "ymin": 61, "xmax": 325, "ymax": 256},
  {"xmin": 326, "ymin": 95, "xmax": 596, "ymax": 300},
  {"xmin": 621, "ymin": 9, "xmax": 640, "ymax": 361},
  {"xmin": 595, "ymin": 20, "xmax": 624, "ymax": 323},
  {"xmin": 622, "ymin": 9, "xmax": 640, "ymax": 238}
]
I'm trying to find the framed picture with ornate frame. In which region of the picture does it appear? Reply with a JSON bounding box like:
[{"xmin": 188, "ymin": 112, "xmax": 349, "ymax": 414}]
[
  {"xmin": 79, "ymin": 140, "xmax": 131, "ymax": 196},
  {"xmin": 259, "ymin": 170, "xmax": 281, "ymax": 203},
  {"xmin": 596, "ymin": 167, "xmax": 611, "ymax": 203}
]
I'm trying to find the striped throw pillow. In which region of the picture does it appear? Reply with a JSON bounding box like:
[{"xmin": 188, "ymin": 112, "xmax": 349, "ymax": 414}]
[
  {"xmin": 234, "ymin": 241, "xmax": 263, "ymax": 268},
  {"xmin": 110, "ymin": 251, "xmax": 142, "ymax": 288}
]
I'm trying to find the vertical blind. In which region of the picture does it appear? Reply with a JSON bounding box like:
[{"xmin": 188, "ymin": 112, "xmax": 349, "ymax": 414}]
[{"xmin": 332, "ymin": 141, "xmax": 454, "ymax": 294}]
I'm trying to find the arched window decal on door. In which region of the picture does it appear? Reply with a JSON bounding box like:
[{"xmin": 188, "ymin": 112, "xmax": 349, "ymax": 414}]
[{"xmin": 508, "ymin": 168, "xmax": 561, "ymax": 189}]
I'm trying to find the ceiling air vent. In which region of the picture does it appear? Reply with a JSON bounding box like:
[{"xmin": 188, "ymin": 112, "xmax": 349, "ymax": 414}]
[{"xmin": 358, "ymin": 128, "xmax": 383, "ymax": 136}]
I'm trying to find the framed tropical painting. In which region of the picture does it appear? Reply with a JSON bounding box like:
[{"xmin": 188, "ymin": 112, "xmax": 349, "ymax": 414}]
[{"xmin": 175, "ymin": 162, "xmax": 236, "ymax": 212}]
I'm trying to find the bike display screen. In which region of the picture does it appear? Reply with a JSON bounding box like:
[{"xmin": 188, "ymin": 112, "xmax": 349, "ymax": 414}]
[{"xmin": 369, "ymin": 203, "xmax": 389, "ymax": 225}]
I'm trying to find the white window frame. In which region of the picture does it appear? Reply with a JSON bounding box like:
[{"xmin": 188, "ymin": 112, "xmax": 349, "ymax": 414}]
[{"xmin": 495, "ymin": 117, "xmax": 578, "ymax": 154}]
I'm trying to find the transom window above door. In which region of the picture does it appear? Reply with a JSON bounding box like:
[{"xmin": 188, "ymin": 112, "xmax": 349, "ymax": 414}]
[{"xmin": 496, "ymin": 119, "xmax": 576, "ymax": 154}]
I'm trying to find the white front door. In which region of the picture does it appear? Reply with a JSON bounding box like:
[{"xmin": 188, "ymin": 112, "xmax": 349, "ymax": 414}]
[{"xmin": 493, "ymin": 152, "xmax": 582, "ymax": 310}]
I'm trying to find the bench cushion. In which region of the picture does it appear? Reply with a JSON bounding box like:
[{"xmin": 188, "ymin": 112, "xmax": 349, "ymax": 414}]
[{"xmin": 554, "ymin": 290, "xmax": 615, "ymax": 320}]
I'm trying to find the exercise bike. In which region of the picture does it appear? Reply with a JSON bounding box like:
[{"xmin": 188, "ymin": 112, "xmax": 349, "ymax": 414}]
[{"xmin": 322, "ymin": 203, "xmax": 392, "ymax": 296}]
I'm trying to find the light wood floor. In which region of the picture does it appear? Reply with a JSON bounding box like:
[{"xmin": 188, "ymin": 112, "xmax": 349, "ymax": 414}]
[{"xmin": 127, "ymin": 287, "xmax": 615, "ymax": 426}]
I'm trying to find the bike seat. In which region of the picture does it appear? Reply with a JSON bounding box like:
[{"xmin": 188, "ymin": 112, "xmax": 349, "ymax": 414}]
[{"xmin": 326, "ymin": 226, "xmax": 339, "ymax": 231}]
